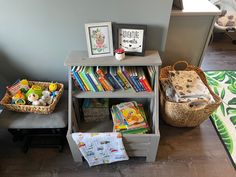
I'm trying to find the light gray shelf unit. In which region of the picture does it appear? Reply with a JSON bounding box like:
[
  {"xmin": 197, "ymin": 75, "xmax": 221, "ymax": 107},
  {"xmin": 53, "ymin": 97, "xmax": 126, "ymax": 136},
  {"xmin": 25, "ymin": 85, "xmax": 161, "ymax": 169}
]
[{"xmin": 64, "ymin": 50, "xmax": 162, "ymax": 162}]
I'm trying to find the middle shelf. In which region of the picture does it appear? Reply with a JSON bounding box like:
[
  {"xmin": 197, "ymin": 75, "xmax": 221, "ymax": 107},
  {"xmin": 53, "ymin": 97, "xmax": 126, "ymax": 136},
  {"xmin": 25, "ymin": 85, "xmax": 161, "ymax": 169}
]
[{"xmin": 72, "ymin": 89, "xmax": 155, "ymax": 98}]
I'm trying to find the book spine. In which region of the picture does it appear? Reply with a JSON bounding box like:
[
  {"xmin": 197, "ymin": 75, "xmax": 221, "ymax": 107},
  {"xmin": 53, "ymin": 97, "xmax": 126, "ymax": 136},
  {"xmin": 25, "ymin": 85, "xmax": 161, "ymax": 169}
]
[
  {"xmin": 78, "ymin": 72, "xmax": 89, "ymax": 91},
  {"xmin": 89, "ymin": 67, "xmax": 104, "ymax": 92},
  {"xmin": 72, "ymin": 71, "xmax": 86, "ymax": 92},
  {"xmin": 143, "ymin": 78, "xmax": 152, "ymax": 92},
  {"xmin": 86, "ymin": 73, "xmax": 99, "ymax": 92},
  {"xmin": 133, "ymin": 67, "xmax": 145, "ymax": 91},
  {"xmin": 105, "ymin": 73, "xmax": 121, "ymax": 90},
  {"xmin": 98, "ymin": 77, "xmax": 112, "ymax": 91},
  {"xmin": 135, "ymin": 76, "xmax": 145, "ymax": 91},
  {"xmin": 80, "ymin": 71, "xmax": 95, "ymax": 92},
  {"xmin": 139, "ymin": 78, "xmax": 149, "ymax": 92},
  {"xmin": 122, "ymin": 69, "xmax": 139, "ymax": 92},
  {"xmin": 114, "ymin": 75, "xmax": 126, "ymax": 89},
  {"xmin": 117, "ymin": 67, "xmax": 131, "ymax": 90}
]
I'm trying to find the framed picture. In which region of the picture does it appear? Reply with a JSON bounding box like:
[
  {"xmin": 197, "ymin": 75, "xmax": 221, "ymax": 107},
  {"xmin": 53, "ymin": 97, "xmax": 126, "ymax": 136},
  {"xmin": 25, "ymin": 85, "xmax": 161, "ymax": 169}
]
[
  {"xmin": 85, "ymin": 22, "xmax": 114, "ymax": 58},
  {"xmin": 114, "ymin": 23, "xmax": 147, "ymax": 56}
]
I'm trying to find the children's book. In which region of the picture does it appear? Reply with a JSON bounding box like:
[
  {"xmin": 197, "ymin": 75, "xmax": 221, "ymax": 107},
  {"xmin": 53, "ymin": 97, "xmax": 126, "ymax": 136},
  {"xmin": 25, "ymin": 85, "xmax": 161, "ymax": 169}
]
[
  {"xmin": 138, "ymin": 67, "xmax": 152, "ymax": 92},
  {"xmin": 111, "ymin": 101, "xmax": 149, "ymax": 134},
  {"xmin": 71, "ymin": 66, "xmax": 86, "ymax": 92},
  {"xmin": 77, "ymin": 66, "xmax": 89, "ymax": 91},
  {"xmin": 122, "ymin": 67, "xmax": 139, "ymax": 92},
  {"xmin": 109, "ymin": 67, "xmax": 124, "ymax": 90},
  {"xmin": 117, "ymin": 66, "xmax": 131, "ymax": 90},
  {"xmin": 116, "ymin": 102, "xmax": 144, "ymax": 126},
  {"xmin": 88, "ymin": 67, "xmax": 104, "ymax": 92},
  {"xmin": 96, "ymin": 66, "xmax": 114, "ymax": 91},
  {"xmin": 110, "ymin": 67, "xmax": 126, "ymax": 90},
  {"xmin": 132, "ymin": 67, "xmax": 145, "ymax": 91},
  {"xmin": 102, "ymin": 67, "xmax": 121, "ymax": 90}
]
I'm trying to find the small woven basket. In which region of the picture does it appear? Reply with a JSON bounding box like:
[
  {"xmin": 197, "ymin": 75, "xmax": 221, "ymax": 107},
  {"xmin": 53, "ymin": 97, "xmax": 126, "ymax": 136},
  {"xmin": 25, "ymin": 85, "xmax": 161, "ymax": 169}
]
[
  {"xmin": 160, "ymin": 61, "xmax": 221, "ymax": 127},
  {"xmin": 0, "ymin": 81, "xmax": 64, "ymax": 114}
]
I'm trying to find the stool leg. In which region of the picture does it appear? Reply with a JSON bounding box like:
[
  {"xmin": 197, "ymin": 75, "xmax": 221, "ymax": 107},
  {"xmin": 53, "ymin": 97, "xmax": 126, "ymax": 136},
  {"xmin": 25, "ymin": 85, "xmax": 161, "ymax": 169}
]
[{"xmin": 22, "ymin": 135, "xmax": 31, "ymax": 153}]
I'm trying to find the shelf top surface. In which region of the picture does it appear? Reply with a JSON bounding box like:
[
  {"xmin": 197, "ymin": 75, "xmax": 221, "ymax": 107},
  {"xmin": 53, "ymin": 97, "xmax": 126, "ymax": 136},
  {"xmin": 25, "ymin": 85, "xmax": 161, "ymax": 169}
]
[
  {"xmin": 171, "ymin": 0, "xmax": 221, "ymax": 16},
  {"xmin": 64, "ymin": 50, "xmax": 162, "ymax": 66}
]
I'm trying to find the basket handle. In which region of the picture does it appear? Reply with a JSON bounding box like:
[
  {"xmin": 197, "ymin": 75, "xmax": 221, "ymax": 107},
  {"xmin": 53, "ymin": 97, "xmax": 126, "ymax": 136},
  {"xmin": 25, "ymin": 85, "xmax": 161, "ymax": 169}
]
[
  {"xmin": 172, "ymin": 61, "xmax": 189, "ymax": 71},
  {"xmin": 188, "ymin": 99, "xmax": 208, "ymax": 110}
]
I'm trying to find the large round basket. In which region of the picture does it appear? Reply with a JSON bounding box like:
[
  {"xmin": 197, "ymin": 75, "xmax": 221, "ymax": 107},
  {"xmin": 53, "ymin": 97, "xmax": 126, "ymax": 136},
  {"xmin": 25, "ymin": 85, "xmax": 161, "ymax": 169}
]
[
  {"xmin": 160, "ymin": 61, "xmax": 221, "ymax": 127},
  {"xmin": 0, "ymin": 81, "xmax": 64, "ymax": 114}
]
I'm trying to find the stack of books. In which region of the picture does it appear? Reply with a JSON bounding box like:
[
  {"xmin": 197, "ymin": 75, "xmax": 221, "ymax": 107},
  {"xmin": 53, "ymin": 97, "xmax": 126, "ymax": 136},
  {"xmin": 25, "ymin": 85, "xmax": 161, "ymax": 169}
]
[
  {"xmin": 71, "ymin": 66, "xmax": 155, "ymax": 92},
  {"xmin": 111, "ymin": 101, "xmax": 149, "ymax": 134}
]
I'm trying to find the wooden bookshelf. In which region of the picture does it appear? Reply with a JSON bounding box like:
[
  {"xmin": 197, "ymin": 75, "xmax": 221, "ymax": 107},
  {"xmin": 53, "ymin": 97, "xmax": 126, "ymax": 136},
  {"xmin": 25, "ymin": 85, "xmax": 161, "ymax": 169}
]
[{"xmin": 65, "ymin": 50, "xmax": 161, "ymax": 162}]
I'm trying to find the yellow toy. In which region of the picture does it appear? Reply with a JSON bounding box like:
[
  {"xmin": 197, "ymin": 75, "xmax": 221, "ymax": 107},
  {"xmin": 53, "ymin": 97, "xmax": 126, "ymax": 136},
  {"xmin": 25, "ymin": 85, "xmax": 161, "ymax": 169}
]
[
  {"xmin": 26, "ymin": 85, "xmax": 43, "ymax": 98},
  {"xmin": 20, "ymin": 79, "xmax": 29, "ymax": 90},
  {"xmin": 49, "ymin": 83, "xmax": 57, "ymax": 92}
]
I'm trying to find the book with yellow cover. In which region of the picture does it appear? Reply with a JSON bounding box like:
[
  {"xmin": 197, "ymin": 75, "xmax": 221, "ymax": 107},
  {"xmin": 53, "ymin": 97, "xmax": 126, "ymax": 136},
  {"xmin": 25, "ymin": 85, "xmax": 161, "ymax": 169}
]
[{"xmin": 116, "ymin": 101, "xmax": 144, "ymax": 126}]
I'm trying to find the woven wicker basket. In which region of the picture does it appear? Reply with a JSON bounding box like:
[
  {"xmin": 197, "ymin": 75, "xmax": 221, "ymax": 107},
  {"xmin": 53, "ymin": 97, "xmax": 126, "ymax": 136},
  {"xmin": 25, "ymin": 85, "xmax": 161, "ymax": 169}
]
[
  {"xmin": 160, "ymin": 61, "xmax": 221, "ymax": 127},
  {"xmin": 0, "ymin": 81, "xmax": 64, "ymax": 114}
]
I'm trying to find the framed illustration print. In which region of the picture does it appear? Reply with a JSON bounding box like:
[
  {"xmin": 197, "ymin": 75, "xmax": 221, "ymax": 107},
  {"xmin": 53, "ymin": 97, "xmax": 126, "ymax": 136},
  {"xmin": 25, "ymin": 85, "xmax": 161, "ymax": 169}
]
[
  {"xmin": 85, "ymin": 22, "xmax": 114, "ymax": 58},
  {"xmin": 114, "ymin": 23, "xmax": 147, "ymax": 56}
]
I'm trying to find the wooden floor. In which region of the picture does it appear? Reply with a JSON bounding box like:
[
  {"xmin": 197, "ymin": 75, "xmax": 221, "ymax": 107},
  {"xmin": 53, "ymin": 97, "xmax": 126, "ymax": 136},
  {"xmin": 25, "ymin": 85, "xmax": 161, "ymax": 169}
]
[
  {"xmin": 201, "ymin": 32, "xmax": 236, "ymax": 70},
  {"xmin": 0, "ymin": 33, "xmax": 236, "ymax": 177}
]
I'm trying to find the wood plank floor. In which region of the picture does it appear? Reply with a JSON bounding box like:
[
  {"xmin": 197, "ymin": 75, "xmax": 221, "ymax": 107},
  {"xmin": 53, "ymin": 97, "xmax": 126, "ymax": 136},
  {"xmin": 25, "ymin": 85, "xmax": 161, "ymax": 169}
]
[{"xmin": 0, "ymin": 33, "xmax": 236, "ymax": 177}]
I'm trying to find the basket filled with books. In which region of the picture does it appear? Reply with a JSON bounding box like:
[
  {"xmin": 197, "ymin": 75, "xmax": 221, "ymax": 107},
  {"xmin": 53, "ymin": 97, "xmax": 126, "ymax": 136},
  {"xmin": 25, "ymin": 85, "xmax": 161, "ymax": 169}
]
[{"xmin": 0, "ymin": 79, "xmax": 64, "ymax": 114}]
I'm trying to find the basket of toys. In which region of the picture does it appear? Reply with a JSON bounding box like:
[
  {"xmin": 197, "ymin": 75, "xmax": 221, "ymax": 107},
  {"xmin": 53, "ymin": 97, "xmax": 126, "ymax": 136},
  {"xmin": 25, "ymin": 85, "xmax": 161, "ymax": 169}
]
[{"xmin": 0, "ymin": 79, "xmax": 64, "ymax": 114}]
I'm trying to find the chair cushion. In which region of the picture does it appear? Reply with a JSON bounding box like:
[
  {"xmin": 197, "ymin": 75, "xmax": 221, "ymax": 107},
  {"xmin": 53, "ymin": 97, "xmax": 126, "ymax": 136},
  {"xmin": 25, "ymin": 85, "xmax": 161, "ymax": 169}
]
[{"xmin": 0, "ymin": 92, "xmax": 68, "ymax": 129}]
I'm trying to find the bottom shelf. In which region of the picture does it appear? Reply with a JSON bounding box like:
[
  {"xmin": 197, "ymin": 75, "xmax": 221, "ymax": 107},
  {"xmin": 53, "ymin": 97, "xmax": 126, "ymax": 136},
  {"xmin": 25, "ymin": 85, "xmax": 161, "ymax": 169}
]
[
  {"xmin": 68, "ymin": 98, "xmax": 160, "ymax": 162},
  {"xmin": 78, "ymin": 120, "xmax": 113, "ymax": 132}
]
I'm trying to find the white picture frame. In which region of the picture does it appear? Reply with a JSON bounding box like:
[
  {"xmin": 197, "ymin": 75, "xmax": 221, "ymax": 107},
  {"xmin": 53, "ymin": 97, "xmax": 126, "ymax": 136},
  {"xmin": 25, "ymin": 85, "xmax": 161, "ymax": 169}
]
[{"xmin": 85, "ymin": 22, "xmax": 114, "ymax": 58}]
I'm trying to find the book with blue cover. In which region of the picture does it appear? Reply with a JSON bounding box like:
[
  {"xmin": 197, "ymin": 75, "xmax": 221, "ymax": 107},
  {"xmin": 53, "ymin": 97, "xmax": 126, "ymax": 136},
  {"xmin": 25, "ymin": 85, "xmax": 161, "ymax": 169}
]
[
  {"xmin": 132, "ymin": 67, "xmax": 145, "ymax": 91},
  {"xmin": 102, "ymin": 67, "xmax": 121, "ymax": 90},
  {"xmin": 88, "ymin": 67, "xmax": 104, "ymax": 92},
  {"xmin": 122, "ymin": 66, "xmax": 139, "ymax": 92},
  {"xmin": 109, "ymin": 67, "xmax": 124, "ymax": 90},
  {"xmin": 71, "ymin": 66, "xmax": 86, "ymax": 92},
  {"xmin": 110, "ymin": 67, "xmax": 126, "ymax": 90}
]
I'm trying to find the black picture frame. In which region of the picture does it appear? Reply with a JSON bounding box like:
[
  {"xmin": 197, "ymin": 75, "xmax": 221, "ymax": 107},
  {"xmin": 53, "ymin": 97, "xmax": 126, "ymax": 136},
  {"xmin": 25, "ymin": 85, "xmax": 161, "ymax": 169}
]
[{"xmin": 113, "ymin": 23, "xmax": 147, "ymax": 56}]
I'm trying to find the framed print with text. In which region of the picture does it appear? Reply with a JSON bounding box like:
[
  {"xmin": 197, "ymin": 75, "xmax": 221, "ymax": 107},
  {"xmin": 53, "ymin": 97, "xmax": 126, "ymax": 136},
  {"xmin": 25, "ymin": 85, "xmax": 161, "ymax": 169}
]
[{"xmin": 114, "ymin": 23, "xmax": 147, "ymax": 56}]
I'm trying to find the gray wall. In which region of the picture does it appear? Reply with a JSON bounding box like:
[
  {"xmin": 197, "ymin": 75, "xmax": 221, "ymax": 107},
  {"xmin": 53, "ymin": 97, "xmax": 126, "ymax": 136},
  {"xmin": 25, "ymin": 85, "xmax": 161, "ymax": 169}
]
[{"xmin": 0, "ymin": 0, "xmax": 173, "ymax": 88}]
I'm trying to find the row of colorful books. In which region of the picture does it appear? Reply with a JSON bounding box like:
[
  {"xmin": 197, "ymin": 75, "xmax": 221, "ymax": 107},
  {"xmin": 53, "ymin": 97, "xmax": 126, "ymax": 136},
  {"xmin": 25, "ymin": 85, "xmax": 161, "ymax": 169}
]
[
  {"xmin": 71, "ymin": 66, "xmax": 155, "ymax": 92},
  {"xmin": 111, "ymin": 101, "xmax": 149, "ymax": 134}
]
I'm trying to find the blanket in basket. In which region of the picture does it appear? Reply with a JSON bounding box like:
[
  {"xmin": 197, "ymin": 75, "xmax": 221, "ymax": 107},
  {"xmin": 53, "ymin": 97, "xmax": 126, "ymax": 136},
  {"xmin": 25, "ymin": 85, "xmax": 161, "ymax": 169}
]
[{"xmin": 205, "ymin": 71, "xmax": 236, "ymax": 168}]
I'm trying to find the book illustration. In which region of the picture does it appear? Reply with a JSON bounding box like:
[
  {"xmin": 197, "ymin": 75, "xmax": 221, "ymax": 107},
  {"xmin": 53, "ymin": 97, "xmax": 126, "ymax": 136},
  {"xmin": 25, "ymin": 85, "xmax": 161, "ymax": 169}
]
[
  {"xmin": 111, "ymin": 101, "xmax": 149, "ymax": 134},
  {"xmin": 117, "ymin": 103, "xmax": 144, "ymax": 125}
]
